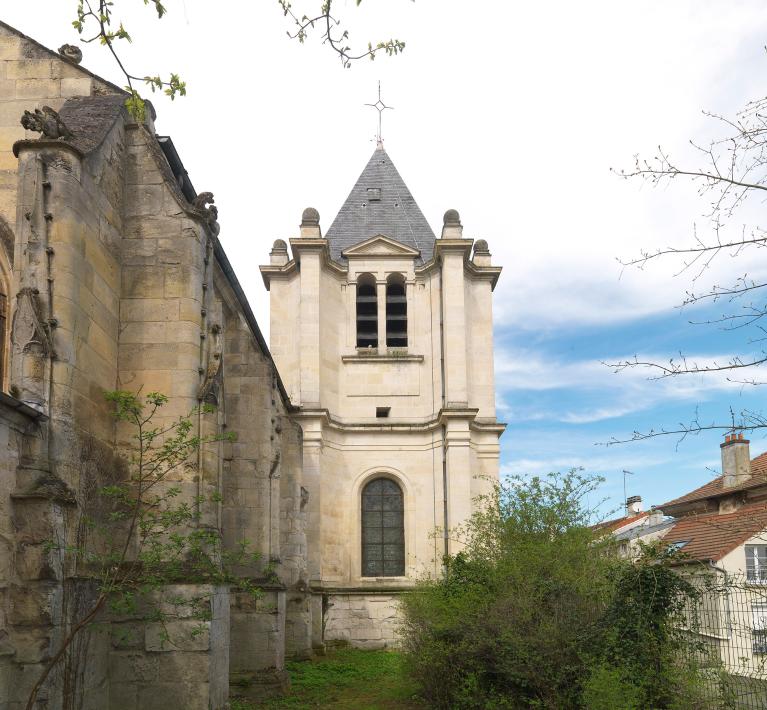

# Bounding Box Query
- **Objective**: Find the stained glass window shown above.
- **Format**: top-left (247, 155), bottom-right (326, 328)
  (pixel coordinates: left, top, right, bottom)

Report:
top-left (362, 478), bottom-right (404, 577)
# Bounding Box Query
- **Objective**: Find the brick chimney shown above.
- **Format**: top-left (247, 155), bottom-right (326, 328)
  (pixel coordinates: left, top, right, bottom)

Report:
top-left (721, 433), bottom-right (751, 488)
top-left (626, 495), bottom-right (642, 515)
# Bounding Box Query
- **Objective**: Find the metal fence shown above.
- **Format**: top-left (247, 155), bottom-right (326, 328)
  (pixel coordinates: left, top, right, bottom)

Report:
top-left (679, 572), bottom-right (767, 709)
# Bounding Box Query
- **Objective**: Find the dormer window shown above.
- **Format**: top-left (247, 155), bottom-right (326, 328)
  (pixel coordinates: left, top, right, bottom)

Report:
top-left (356, 273), bottom-right (378, 348)
top-left (386, 274), bottom-right (407, 348)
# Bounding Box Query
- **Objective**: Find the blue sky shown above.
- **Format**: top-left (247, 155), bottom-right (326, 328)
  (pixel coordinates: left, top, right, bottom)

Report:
top-left (8, 1), bottom-right (767, 517)
top-left (497, 304), bottom-right (767, 517)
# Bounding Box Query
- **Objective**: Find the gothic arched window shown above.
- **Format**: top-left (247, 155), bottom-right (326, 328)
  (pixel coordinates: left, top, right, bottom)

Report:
top-left (386, 274), bottom-right (407, 348)
top-left (356, 273), bottom-right (378, 348)
top-left (362, 478), bottom-right (405, 577)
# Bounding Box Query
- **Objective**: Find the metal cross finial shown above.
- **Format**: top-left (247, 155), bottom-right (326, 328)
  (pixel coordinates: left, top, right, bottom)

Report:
top-left (365, 81), bottom-right (393, 145)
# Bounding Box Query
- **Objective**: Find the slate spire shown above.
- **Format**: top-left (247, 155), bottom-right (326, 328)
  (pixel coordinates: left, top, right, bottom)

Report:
top-left (325, 145), bottom-right (436, 263)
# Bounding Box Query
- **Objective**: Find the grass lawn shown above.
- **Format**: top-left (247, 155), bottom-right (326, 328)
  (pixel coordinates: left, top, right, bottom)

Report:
top-left (230, 648), bottom-right (427, 710)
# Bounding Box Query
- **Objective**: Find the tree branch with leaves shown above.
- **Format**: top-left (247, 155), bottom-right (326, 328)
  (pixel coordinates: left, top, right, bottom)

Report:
top-left (68, 0), bottom-right (408, 120)
top-left (278, 0), bottom-right (406, 68)
top-left (26, 391), bottom-right (256, 710)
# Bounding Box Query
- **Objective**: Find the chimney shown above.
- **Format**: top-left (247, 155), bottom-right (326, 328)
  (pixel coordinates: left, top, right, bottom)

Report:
top-left (647, 506), bottom-right (664, 526)
top-left (721, 433), bottom-right (751, 488)
top-left (625, 495), bottom-right (643, 516)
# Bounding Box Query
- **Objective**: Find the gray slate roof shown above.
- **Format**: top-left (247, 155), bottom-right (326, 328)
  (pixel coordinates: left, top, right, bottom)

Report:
top-left (325, 144), bottom-right (435, 264)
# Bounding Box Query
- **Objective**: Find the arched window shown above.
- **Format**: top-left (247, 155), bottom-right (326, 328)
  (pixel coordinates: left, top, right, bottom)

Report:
top-left (362, 478), bottom-right (405, 577)
top-left (356, 274), bottom-right (378, 348)
top-left (386, 274), bottom-right (407, 348)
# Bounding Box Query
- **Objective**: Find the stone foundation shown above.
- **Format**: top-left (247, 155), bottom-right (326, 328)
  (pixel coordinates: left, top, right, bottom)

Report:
top-left (323, 593), bottom-right (402, 649)
top-left (107, 584), bottom-right (230, 710)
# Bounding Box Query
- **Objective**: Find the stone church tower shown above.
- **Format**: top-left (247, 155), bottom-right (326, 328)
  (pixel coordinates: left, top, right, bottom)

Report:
top-left (261, 144), bottom-right (505, 648)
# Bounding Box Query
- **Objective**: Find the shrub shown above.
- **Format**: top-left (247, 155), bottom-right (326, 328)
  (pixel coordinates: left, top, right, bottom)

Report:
top-left (400, 471), bottom-right (707, 709)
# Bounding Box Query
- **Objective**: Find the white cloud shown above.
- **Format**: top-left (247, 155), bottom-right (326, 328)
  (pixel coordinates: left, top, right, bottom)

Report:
top-left (494, 345), bottom-right (756, 424)
top-left (560, 406), bottom-right (645, 425)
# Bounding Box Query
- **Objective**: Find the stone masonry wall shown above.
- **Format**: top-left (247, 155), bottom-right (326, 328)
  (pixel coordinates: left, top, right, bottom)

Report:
top-left (1, 21), bottom-right (314, 707)
top-left (0, 396), bottom-right (45, 710)
top-left (0, 21), bottom-right (118, 253)
top-left (108, 585), bottom-right (229, 710)
top-left (324, 593), bottom-right (401, 650)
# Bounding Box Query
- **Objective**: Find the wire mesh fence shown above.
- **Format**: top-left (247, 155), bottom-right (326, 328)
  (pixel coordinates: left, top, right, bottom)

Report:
top-left (678, 571), bottom-right (767, 708)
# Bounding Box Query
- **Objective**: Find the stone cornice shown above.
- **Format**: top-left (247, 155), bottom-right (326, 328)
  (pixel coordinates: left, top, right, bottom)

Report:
top-left (433, 238), bottom-right (473, 259)
top-left (465, 262), bottom-right (503, 290)
top-left (341, 353), bottom-right (424, 363)
top-left (259, 260), bottom-right (298, 290)
top-left (13, 138), bottom-right (83, 160)
top-left (293, 406), bottom-right (505, 435)
top-left (0, 391), bottom-right (48, 424)
top-left (414, 244), bottom-right (502, 289)
top-left (312, 583), bottom-right (415, 594)
top-left (289, 237), bottom-right (329, 253)
top-left (261, 240), bottom-right (348, 289)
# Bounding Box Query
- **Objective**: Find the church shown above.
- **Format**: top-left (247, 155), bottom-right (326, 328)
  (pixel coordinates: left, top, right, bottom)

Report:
top-left (0, 19), bottom-right (503, 709)
top-left (261, 146), bottom-right (504, 646)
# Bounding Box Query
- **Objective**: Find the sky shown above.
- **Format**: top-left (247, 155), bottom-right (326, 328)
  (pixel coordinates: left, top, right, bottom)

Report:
top-left (6, 0), bottom-right (767, 517)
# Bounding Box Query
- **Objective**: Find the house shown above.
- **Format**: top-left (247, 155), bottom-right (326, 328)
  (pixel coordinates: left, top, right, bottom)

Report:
top-left (593, 495), bottom-right (673, 557)
top-left (655, 435), bottom-right (767, 683)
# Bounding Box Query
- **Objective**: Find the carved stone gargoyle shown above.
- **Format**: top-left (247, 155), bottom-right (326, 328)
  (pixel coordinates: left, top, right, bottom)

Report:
top-left (192, 192), bottom-right (220, 236)
top-left (58, 44), bottom-right (83, 64)
top-left (20, 107), bottom-right (74, 140)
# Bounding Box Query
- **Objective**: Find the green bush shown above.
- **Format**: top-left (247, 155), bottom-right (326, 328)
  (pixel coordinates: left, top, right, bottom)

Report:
top-left (400, 471), bottom-right (707, 709)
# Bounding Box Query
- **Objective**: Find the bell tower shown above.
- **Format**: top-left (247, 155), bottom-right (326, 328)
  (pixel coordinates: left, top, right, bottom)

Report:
top-left (260, 144), bottom-right (504, 649)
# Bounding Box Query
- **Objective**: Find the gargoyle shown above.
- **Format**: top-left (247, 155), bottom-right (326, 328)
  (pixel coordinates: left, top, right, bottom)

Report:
top-left (193, 192), bottom-right (215, 211)
top-left (58, 44), bottom-right (83, 64)
top-left (20, 107), bottom-right (74, 140)
top-left (193, 192), bottom-right (220, 235)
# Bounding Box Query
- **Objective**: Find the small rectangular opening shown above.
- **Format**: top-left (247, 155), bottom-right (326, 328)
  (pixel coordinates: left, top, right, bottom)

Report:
top-left (376, 407), bottom-right (391, 418)
top-left (367, 187), bottom-right (382, 201)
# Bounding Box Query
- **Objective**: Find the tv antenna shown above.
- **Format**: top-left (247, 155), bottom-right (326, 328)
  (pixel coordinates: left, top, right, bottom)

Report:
top-left (622, 469), bottom-right (634, 512)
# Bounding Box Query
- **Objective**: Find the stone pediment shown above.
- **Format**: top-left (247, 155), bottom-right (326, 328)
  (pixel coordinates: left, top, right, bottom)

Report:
top-left (341, 235), bottom-right (421, 259)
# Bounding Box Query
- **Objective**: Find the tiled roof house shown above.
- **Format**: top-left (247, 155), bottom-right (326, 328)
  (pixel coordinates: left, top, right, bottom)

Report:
top-left (658, 436), bottom-right (767, 572)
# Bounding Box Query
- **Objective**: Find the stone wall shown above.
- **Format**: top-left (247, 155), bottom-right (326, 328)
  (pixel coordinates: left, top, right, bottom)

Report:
top-left (324, 593), bottom-right (401, 649)
top-left (0, 20), bottom-right (313, 708)
top-left (0, 21), bottom-right (119, 256)
top-left (108, 585), bottom-right (229, 710)
top-left (0, 394), bottom-right (48, 709)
